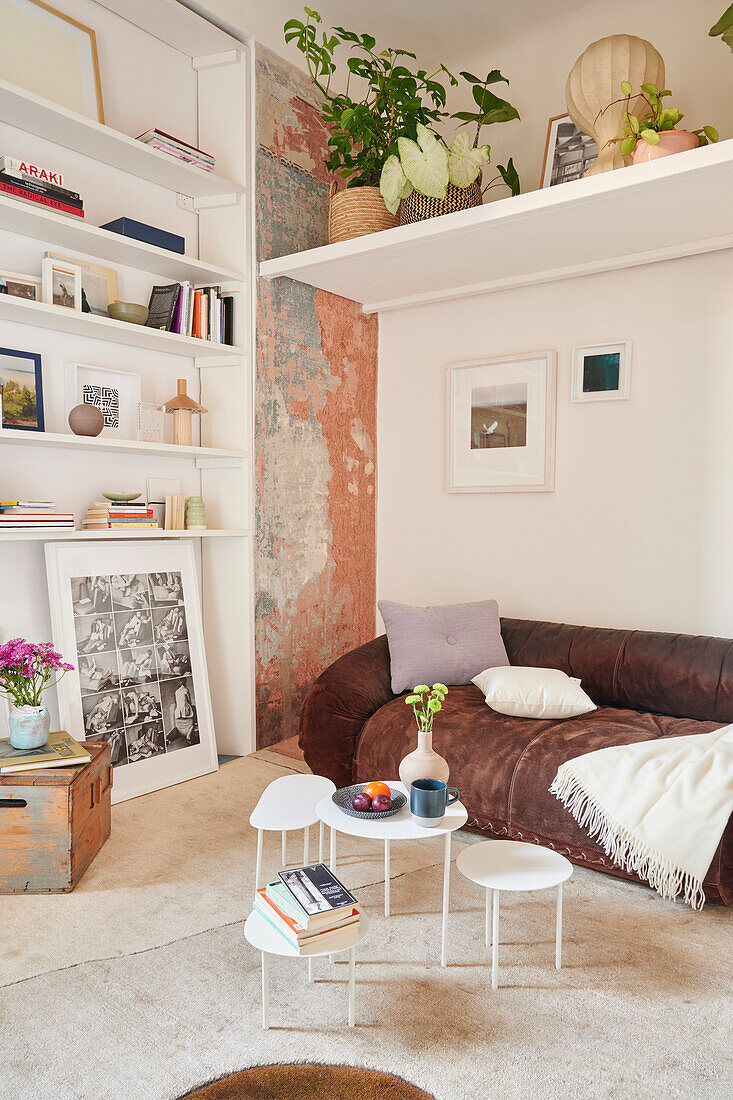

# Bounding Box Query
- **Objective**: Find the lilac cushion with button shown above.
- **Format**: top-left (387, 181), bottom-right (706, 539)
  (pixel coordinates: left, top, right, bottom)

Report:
top-left (378, 598), bottom-right (509, 694)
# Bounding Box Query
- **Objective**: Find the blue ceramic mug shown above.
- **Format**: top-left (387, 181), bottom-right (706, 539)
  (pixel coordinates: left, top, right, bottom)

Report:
top-left (410, 778), bottom-right (460, 828)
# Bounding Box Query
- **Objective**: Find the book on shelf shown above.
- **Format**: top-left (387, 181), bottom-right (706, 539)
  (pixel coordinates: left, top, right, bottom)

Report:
top-left (146, 282), bottom-right (232, 345)
top-left (146, 283), bottom-right (180, 331)
top-left (0, 730), bottom-right (90, 774)
top-left (164, 495), bottom-right (186, 531)
top-left (0, 501), bottom-right (57, 511)
top-left (0, 171), bottom-right (82, 208)
top-left (0, 177), bottom-right (84, 218)
top-left (136, 128), bottom-right (215, 171)
top-left (0, 502), bottom-right (73, 529)
top-left (0, 157), bottom-right (67, 189)
top-left (85, 502), bottom-right (158, 530)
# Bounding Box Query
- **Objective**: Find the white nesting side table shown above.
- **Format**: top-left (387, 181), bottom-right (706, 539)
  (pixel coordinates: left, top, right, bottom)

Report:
top-left (316, 781), bottom-right (468, 967)
top-left (244, 910), bottom-right (370, 1028)
top-left (250, 774), bottom-right (336, 890)
top-left (456, 839), bottom-right (573, 989)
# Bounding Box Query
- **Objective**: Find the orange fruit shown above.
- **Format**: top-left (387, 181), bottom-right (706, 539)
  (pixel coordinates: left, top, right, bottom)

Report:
top-left (363, 781), bottom-right (391, 800)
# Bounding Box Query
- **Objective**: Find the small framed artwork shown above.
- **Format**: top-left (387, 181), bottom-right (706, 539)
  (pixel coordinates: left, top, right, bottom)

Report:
top-left (45, 540), bottom-right (217, 804)
top-left (0, 0), bottom-right (104, 121)
top-left (571, 342), bottom-right (631, 402)
top-left (446, 351), bottom-right (557, 493)
top-left (0, 346), bottom-right (44, 431)
top-left (137, 402), bottom-right (167, 444)
top-left (65, 363), bottom-right (141, 439)
top-left (42, 257), bottom-right (82, 311)
top-left (46, 253), bottom-right (118, 316)
top-left (0, 271), bottom-right (41, 301)
top-left (541, 113), bottom-right (598, 187)
top-left (147, 477), bottom-right (182, 505)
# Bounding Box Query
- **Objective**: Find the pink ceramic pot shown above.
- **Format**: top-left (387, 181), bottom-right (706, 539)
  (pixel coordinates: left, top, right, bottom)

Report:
top-left (632, 130), bottom-right (699, 164)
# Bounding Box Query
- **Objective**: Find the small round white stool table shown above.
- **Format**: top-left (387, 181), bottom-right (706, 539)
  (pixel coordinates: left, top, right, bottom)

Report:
top-left (244, 910), bottom-right (370, 1028)
top-left (456, 840), bottom-right (572, 989)
top-left (316, 781), bottom-right (468, 967)
top-left (249, 774), bottom-right (336, 890)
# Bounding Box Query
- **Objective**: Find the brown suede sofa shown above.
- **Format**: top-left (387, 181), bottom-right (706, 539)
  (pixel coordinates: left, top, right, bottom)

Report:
top-left (300, 618), bottom-right (733, 904)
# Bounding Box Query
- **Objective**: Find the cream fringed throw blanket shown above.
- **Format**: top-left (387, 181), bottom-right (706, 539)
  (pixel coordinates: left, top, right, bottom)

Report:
top-left (550, 725), bottom-right (733, 909)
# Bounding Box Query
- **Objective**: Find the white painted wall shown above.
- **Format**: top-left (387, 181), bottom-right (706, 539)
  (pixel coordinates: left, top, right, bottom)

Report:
top-left (376, 249), bottom-right (733, 637)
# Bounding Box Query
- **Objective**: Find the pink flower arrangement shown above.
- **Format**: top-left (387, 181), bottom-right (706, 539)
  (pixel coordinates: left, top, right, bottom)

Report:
top-left (0, 638), bottom-right (74, 708)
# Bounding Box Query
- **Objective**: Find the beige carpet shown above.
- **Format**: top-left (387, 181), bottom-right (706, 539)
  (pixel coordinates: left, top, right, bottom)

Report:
top-left (1, 753), bottom-right (731, 1100)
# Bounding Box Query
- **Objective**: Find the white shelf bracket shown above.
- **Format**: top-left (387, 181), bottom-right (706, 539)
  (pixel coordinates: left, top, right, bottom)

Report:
top-left (195, 354), bottom-right (245, 369)
top-left (196, 456), bottom-right (244, 470)
top-left (192, 51), bottom-right (241, 71)
top-left (194, 192), bottom-right (241, 211)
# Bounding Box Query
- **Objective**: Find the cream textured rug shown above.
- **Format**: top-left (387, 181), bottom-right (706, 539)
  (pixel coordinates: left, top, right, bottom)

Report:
top-left (1, 753), bottom-right (731, 1100)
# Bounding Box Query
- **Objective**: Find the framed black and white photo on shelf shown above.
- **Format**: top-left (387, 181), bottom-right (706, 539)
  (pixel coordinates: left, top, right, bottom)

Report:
top-left (41, 256), bottom-right (82, 311)
top-left (0, 345), bottom-right (44, 431)
top-left (0, 270), bottom-right (42, 301)
top-left (64, 362), bottom-right (141, 438)
top-left (446, 350), bottom-right (556, 493)
top-left (46, 540), bottom-right (217, 803)
top-left (541, 113), bottom-right (597, 187)
top-left (46, 253), bottom-right (118, 317)
top-left (571, 341), bottom-right (631, 402)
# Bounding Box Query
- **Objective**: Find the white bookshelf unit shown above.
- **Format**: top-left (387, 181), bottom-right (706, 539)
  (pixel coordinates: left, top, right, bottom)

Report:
top-left (0, 0), bottom-right (255, 755)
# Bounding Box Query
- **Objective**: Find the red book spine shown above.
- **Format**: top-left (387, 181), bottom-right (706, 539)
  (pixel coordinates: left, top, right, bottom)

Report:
top-left (0, 179), bottom-right (84, 217)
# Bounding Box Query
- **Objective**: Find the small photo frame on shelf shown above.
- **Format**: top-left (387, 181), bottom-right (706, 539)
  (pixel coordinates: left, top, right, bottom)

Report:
top-left (137, 402), bottom-right (167, 444)
top-left (541, 113), bottom-right (598, 188)
top-left (42, 257), bottom-right (82, 311)
top-left (46, 253), bottom-right (118, 317)
top-left (146, 477), bottom-right (182, 505)
top-left (446, 350), bottom-right (556, 493)
top-left (65, 362), bottom-right (141, 439)
top-left (571, 341), bottom-right (632, 402)
top-left (0, 346), bottom-right (44, 431)
top-left (0, 271), bottom-right (41, 301)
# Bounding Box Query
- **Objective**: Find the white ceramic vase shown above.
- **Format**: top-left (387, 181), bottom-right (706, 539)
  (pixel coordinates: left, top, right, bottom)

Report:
top-left (398, 729), bottom-right (449, 791)
top-left (565, 34), bottom-right (665, 176)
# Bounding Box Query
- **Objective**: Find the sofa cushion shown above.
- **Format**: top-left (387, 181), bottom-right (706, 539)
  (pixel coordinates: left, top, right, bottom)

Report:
top-left (378, 598), bottom-right (508, 694)
top-left (472, 665), bottom-right (596, 719)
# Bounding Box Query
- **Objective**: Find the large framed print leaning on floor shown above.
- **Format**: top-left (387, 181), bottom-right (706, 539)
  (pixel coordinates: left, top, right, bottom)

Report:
top-left (45, 539), bottom-right (217, 803)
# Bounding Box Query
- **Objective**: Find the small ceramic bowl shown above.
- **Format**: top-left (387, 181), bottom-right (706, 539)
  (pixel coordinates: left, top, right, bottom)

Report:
top-left (102, 492), bottom-right (141, 503)
top-left (108, 302), bottom-right (149, 325)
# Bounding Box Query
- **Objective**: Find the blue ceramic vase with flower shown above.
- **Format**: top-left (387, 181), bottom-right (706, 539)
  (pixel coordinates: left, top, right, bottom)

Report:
top-left (0, 639), bottom-right (74, 750)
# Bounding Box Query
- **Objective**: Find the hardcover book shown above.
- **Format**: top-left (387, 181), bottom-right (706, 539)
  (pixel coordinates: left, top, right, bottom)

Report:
top-left (278, 864), bottom-right (358, 917)
top-left (0, 731), bottom-right (90, 774)
top-left (146, 283), bottom-right (181, 330)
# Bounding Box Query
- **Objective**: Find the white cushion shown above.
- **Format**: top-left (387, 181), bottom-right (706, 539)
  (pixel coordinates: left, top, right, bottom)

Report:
top-left (471, 665), bottom-right (596, 720)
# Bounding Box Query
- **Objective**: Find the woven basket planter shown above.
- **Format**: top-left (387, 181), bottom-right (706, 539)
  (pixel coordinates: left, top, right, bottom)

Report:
top-left (328, 183), bottom-right (398, 244)
top-left (399, 177), bottom-right (483, 225)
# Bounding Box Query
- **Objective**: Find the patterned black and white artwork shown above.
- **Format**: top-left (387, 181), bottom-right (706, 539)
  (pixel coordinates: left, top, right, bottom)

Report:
top-left (83, 383), bottom-right (120, 428)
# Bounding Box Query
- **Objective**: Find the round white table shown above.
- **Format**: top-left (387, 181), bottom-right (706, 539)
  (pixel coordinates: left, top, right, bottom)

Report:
top-left (456, 840), bottom-right (573, 989)
top-left (249, 774), bottom-right (336, 890)
top-left (316, 781), bottom-right (468, 967)
top-left (244, 909), bottom-right (370, 1028)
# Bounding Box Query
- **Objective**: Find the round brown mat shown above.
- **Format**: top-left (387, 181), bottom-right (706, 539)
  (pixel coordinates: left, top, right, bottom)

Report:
top-left (177, 1063), bottom-right (435, 1100)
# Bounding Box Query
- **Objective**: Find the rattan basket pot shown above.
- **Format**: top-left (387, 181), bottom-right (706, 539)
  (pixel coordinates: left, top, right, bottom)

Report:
top-left (399, 176), bottom-right (482, 225)
top-left (328, 182), bottom-right (398, 244)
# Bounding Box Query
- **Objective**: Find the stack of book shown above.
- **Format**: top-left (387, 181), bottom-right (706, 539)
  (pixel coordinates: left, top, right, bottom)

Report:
top-left (0, 155), bottom-right (84, 218)
top-left (254, 864), bottom-right (361, 954)
top-left (0, 731), bottom-right (90, 774)
top-left (136, 129), bottom-right (215, 172)
top-left (84, 501), bottom-right (158, 530)
top-left (0, 501), bottom-right (74, 532)
top-left (147, 282), bottom-right (233, 344)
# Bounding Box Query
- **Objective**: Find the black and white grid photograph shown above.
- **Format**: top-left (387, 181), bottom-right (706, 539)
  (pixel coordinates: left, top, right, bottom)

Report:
top-left (541, 113), bottom-right (597, 187)
top-left (69, 570), bottom-right (202, 770)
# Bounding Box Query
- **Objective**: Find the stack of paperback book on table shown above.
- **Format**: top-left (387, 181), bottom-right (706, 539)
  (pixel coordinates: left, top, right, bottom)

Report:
top-left (84, 501), bottom-right (158, 530)
top-left (254, 863), bottom-right (361, 954)
top-left (147, 282), bottom-right (233, 344)
top-left (0, 501), bottom-right (74, 531)
top-left (0, 156), bottom-right (83, 218)
top-left (136, 129), bottom-right (215, 172)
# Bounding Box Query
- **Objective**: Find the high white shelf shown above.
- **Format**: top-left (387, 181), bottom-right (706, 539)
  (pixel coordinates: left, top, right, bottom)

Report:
top-left (0, 529), bottom-right (250, 542)
top-left (259, 138), bottom-right (733, 314)
top-left (0, 78), bottom-right (244, 201)
top-left (0, 293), bottom-right (247, 360)
top-left (0, 429), bottom-right (245, 465)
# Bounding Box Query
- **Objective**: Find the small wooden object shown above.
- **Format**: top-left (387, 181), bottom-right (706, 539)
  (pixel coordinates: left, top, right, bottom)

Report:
top-left (159, 378), bottom-right (207, 447)
top-left (0, 741), bottom-right (112, 893)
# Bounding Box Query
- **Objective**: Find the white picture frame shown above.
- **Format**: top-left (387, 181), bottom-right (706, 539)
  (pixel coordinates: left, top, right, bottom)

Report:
top-left (0, 270), bottom-right (41, 300)
top-left (41, 256), bottom-right (82, 311)
top-left (46, 252), bottom-right (118, 317)
top-left (571, 341), bottom-right (632, 402)
top-left (147, 477), bottom-right (182, 504)
top-left (137, 402), bottom-right (167, 444)
top-left (45, 540), bottom-right (218, 804)
top-left (446, 350), bottom-right (557, 493)
top-left (65, 362), bottom-right (141, 439)
top-left (540, 113), bottom-right (598, 187)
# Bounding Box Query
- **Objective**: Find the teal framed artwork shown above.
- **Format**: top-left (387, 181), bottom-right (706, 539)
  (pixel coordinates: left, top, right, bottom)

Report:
top-left (571, 341), bottom-right (631, 402)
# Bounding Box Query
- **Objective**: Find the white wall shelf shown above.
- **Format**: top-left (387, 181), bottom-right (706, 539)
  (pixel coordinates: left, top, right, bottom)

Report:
top-left (0, 529), bottom-right (251, 542)
top-left (0, 192), bottom-right (245, 283)
top-left (0, 293), bottom-right (247, 359)
top-left (0, 429), bottom-right (245, 464)
top-left (0, 78), bottom-right (244, 201)
top-left (259, 139), bottom-right (733, 313)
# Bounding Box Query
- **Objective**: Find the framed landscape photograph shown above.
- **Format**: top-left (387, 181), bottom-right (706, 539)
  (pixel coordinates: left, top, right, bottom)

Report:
top-left (65, 362), bottom-right (141, 439)
top-left (446, 351), bottom-right (556, 493)
top-left (541, 113), bottom-right (597, 187)
top-left (46, 540), bottom-right (218, 804)
top-left (0, 270), bottom-right (41, 300)
top-left (572, 341), bottom-right (632, 402)
top-left (0, 345), bottom-right (44, 431)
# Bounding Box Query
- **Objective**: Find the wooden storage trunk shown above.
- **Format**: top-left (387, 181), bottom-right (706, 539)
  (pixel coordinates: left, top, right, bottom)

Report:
top-left (0, 741), bottom-right (112, 893)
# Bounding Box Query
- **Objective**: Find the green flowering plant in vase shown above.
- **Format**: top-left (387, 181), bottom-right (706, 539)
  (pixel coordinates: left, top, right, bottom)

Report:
top-left (405, 683), bottom-right (448, 732)
top-left (602, 81), bottom-right (718, 157)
